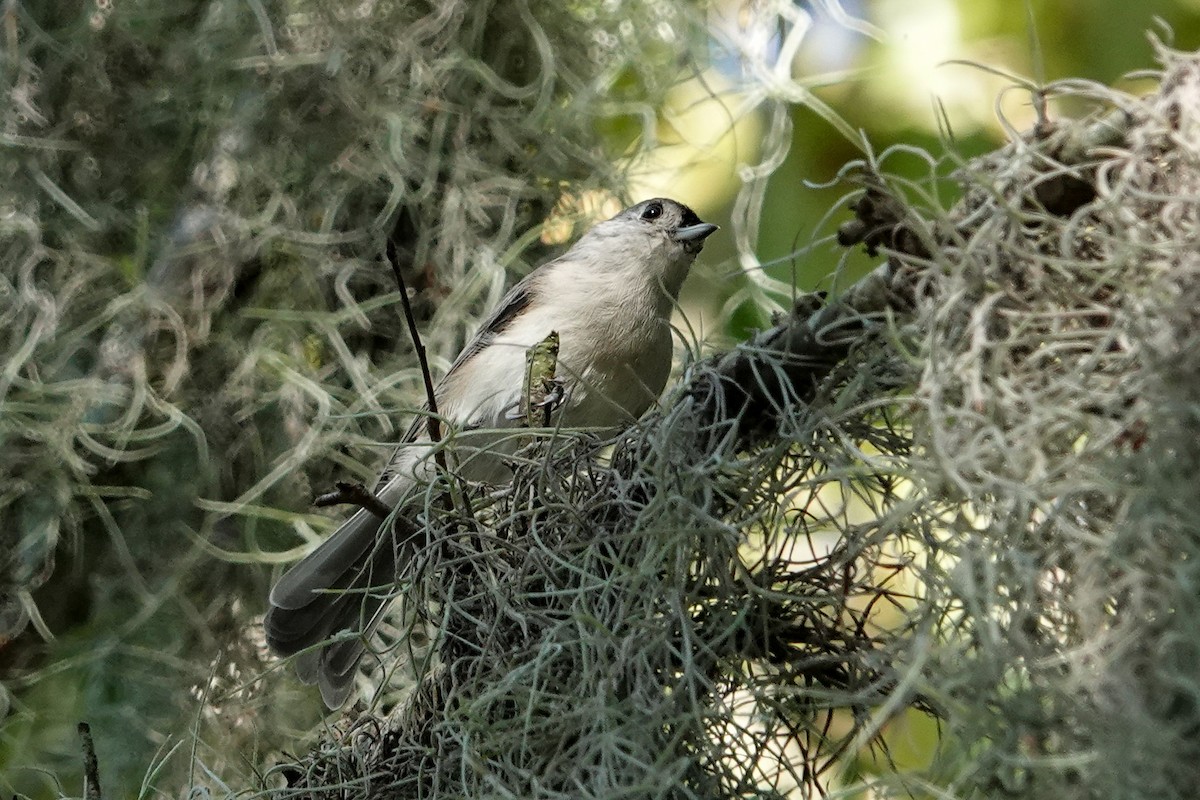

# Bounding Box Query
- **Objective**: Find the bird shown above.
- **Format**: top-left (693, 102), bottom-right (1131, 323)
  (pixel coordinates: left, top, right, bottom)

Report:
top-left (264, 198), bottom-right (718, 707)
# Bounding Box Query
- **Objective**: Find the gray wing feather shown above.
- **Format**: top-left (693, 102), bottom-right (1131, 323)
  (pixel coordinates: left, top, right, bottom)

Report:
top-left (387, 269), bottom-right (544, 458)
top-left (267, 508), bottom-right (379, 611)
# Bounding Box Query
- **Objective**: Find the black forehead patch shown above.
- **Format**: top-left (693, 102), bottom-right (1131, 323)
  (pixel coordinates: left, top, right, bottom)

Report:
top-left (677, 203), bottom-right (702, 228)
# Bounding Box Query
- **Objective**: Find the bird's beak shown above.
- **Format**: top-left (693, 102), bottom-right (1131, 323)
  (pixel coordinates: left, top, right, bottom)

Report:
top-left (673, 222), bottom-right (719, 243)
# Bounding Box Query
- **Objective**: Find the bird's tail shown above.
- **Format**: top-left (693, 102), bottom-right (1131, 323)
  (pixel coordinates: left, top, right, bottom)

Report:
top-left (264, 506), bottom-right (409, 707)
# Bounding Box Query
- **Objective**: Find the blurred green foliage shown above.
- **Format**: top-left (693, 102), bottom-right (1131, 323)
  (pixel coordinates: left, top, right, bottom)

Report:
top-left (756, 0), bottom-right (1200, 291)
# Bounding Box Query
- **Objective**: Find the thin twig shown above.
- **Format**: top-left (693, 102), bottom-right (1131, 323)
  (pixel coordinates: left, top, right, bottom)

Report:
top-left (385, 236), bottom-right (448, 474)
top-left (314, 481), bottom-right (425, 545)
top-left (315, 481), bottom-right (394, 520)
top-left (79, 722), bottom-right (102, 800)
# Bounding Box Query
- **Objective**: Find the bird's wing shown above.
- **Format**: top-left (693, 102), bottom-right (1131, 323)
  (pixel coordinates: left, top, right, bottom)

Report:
top-left (374, 266), bottom-right (549, 491)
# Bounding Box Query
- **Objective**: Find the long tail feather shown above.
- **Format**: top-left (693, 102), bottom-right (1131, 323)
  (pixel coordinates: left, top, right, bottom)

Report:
top-left (265, 499), bottom-right (416, 706)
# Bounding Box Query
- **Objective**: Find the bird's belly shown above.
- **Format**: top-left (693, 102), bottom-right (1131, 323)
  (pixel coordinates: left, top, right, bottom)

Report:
top-left (444, 314), bottom-right (671, 435)
top-left (556, 326), bottom-right (671, 428)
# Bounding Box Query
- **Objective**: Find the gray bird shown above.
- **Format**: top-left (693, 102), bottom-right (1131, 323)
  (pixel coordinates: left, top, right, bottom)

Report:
top-left (265, 198), bottom-right (718, 707)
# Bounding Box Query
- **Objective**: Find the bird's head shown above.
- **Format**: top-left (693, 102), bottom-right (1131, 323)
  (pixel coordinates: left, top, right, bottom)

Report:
top-left (576, 198), bottom-right (718, 298)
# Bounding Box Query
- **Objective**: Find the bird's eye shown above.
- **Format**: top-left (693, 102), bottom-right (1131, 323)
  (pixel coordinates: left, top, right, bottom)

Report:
top-left (641, 202), bottom-right (663, 221)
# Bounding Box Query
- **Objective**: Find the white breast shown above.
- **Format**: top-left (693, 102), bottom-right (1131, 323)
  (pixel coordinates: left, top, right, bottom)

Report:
top-left (438, 261), bottom-right (674, 433)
